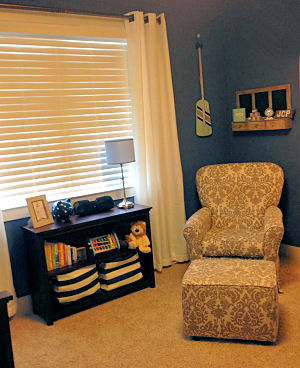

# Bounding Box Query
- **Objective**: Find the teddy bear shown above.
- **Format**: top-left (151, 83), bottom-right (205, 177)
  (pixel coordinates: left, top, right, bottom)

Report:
top-left (126, 221), bottom-right (151, 253)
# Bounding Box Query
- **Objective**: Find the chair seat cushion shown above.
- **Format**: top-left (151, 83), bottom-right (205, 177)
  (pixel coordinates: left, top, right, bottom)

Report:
top-left (202, 227), bottom-right (264, 258)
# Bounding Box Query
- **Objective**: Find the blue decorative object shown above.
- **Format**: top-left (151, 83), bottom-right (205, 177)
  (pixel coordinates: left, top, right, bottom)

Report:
top-left (51, 199), bottom-right (73, 223)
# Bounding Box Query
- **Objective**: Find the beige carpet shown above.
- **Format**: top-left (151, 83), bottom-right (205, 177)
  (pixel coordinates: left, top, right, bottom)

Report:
top-left (10, 247), bottom-right (300, 368)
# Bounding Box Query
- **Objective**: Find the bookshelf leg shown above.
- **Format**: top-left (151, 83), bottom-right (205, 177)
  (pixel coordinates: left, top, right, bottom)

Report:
top-left (46, 320), bottom-right (54, 326)
top-left (150, 278), bottom-right (155, 288)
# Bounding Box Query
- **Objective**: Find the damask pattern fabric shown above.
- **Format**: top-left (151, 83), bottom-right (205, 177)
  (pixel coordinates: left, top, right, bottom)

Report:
top-left (182, 259), bottom-right (278, 342)
top-left (196, 162), bottom-right (283, 230)
top-left (264, 206), bottom-right (284, 263)
top-left (183, 207), bottom-right (211, 259)
top-left (183, 163), bottom-right (284, 273)
top-left (201, 227), bottom-right (264, 257)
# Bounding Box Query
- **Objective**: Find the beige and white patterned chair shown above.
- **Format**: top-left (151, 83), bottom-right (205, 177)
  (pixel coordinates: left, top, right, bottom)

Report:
top-left (183, 162), bottom-right (284, 279)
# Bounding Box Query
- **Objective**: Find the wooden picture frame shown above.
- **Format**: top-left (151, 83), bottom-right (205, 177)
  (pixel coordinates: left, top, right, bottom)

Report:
top-left (26, 195), bottom-right (54, 229)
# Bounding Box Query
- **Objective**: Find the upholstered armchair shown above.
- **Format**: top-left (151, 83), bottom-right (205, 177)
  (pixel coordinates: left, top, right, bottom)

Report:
top-left (183, 162), bottom-right (284, 277)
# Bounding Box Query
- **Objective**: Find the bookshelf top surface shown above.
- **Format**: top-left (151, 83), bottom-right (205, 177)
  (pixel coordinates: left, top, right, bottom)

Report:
top-left (22, 204), bottom-right (152, 236)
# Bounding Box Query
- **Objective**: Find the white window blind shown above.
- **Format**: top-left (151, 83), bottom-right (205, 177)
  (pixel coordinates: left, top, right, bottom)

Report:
top-left (0, 9), bottom-right (134, 210)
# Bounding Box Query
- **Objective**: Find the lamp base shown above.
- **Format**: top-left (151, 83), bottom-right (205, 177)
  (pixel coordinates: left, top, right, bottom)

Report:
top-left (117, 199), bottom-right (134, 209)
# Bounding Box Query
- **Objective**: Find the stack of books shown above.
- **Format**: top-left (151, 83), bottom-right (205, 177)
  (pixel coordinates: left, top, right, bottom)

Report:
top-left (44, 242), bottom-right (82, 271)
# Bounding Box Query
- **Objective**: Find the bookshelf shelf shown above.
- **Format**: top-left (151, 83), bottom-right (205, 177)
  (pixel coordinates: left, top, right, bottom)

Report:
top-left (47, 260), bottom-right (94, 277)
top-left (22, 205), bottom-right (155, 325)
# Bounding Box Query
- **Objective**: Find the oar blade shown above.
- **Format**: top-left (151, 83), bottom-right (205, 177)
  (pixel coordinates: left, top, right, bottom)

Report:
top-left (196, 99), bottom-right (212, 136)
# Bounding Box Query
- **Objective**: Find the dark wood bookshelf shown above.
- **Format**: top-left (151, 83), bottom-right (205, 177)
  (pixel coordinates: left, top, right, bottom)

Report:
top-left (22, 205), bottom-right (155, 325)
top-left (0, 291), bottom-right (14, 368)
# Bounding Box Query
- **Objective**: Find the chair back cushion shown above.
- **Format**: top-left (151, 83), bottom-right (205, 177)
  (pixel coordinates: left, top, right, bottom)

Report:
top-left (196, 162), bottom-right (284, 229)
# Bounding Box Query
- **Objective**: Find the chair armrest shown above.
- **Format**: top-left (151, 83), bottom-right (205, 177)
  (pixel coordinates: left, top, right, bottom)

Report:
top-left (263, 206), bottom-right (284, 262)
top-left (183, 207), bottom-right (211, 260)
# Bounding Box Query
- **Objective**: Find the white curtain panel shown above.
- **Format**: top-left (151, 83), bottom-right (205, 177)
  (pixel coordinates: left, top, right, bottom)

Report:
top-left (125, 11), bottom-right (189, 271)
top-left (0, 209), bottom-right (17, 317)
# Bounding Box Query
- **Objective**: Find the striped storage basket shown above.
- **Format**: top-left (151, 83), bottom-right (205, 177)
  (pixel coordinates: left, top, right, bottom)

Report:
top-left (51, 264), bottom-right (100, 304)
top-left (98, 252), bottom-right (143, 291)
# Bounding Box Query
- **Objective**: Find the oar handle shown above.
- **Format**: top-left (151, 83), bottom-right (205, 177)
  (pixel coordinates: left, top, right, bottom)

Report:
top-left (196, 34), bottom-right (204, 100)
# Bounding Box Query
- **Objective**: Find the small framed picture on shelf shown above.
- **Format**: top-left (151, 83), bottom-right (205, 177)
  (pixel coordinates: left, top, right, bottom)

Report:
top-left (232, 108), bottom-right (246, 122)
top-left (26, 195), bottom-right (54, 229)
top-left (76, 247), bottom-right (87, 262)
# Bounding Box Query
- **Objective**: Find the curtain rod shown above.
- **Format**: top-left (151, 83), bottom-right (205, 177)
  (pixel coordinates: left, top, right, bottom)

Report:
top-left (0, 3), bottom-right (129, 19)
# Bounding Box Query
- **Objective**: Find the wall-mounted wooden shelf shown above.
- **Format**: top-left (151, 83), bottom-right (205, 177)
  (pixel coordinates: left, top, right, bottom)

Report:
top-left (232, 118), bottom-right (292, 131)
top-left (233, 84), bottom-right (294, 131)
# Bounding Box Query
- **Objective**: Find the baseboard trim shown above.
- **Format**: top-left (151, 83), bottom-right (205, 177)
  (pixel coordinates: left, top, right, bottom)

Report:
top-left (16, 295), bottom-right (32, 316)
top-left (280, 243), bottom-right (300, 261)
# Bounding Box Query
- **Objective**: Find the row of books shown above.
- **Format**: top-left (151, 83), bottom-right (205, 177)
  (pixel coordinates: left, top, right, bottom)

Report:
top-left (44, 242), bottom-right (82, 271)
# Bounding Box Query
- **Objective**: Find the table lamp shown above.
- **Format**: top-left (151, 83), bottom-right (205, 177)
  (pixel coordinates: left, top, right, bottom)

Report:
top-left (105, 138), bottom-right (135, 209)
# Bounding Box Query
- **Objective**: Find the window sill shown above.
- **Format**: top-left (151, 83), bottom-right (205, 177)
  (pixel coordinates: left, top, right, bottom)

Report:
top-left (3, 187), bottom-right (134, 222)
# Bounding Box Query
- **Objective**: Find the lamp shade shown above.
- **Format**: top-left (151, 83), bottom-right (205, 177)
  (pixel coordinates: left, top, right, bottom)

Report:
top-left (105, 138), bottom-right (135, 164)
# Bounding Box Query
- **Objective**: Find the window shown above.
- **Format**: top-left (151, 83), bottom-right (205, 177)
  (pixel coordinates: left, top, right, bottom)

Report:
top-left (0, 9), bottom-right (134, 210)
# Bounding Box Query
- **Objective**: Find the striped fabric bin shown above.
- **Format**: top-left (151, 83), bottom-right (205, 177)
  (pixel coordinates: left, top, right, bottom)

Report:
top-left (98, 252), bottom-right (143, 291)
top-left (51, 264), bottom-right (100, 304)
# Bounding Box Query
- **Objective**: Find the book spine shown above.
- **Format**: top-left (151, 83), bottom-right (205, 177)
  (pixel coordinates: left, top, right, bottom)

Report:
top-left (69, 245), bottom-right (72, 266)
top-left (70, 246), bottom-right (74, 264)
top-left (66, 245), bottom-right (71, 266)
top-left (55, 243), bottom-right (59, 269)
top-left (44, 243), bottom-right (51, 271)
top-left (49, 244), bottom-right (55, 271)
top-left (72, 247), bottom-right (78, 264)
top-left (57, 243), bottom-right (62, 268)
top-left (51, 243), bottom-right (55, 270)
top-left (59, 243), bottom-right (66, 268)
top-left (62, 243), bottom-right (66, 267)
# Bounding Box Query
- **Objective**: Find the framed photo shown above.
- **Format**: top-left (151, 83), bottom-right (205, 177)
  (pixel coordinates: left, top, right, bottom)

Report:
top-left (232, 108), bottom-right (246, 122)
top-left (26, 195), bottom-right (54, 229)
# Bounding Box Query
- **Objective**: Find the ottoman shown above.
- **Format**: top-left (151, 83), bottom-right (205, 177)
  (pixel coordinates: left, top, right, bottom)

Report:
top-left (182, 258), bottom-right (279, 342)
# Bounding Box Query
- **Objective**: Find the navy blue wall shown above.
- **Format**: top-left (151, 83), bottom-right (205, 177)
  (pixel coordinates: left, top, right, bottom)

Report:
top-left (5, 219), bottom-right (31, 297)
top-left (222, 1), bottom-right (300, 245)
top-left (3, 0), bottom-right (299, 297)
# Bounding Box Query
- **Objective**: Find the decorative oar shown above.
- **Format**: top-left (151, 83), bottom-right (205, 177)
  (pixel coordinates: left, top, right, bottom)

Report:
top-left (195, 34), bottom-right (212, 136)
